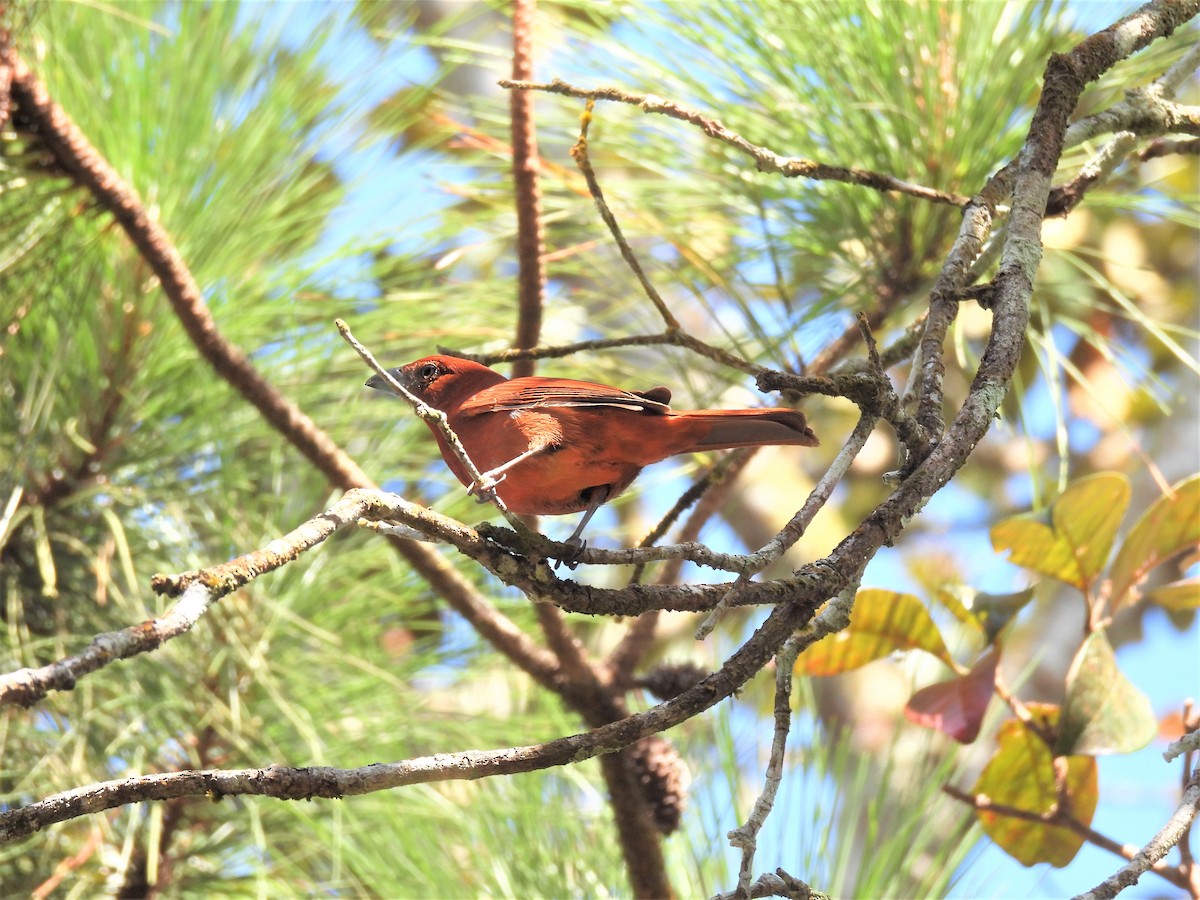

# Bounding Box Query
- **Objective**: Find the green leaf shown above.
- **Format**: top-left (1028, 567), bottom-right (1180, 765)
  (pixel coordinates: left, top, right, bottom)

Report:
top-left (991, 473), bottom-right (1130, 592)
top-left (796, 589), bottom-right (953, 676)
top-left (1057, 630), bottom-right (1157, 756)
top-left (904, 647), bottom-right (998, 744)
top-left (1108, 475), bottom-right (1200, 612)
top-left (972, 706), bottom-right (1098, 867)
top-left (965, 587), bottom-right (1037, 644)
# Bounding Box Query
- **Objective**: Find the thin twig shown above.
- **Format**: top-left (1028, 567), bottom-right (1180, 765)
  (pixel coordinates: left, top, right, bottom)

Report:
top-left (607, 450), bottom-right (754, 681)
top-left (1049, 43), bottom-right (1200, 216)
top-left (694, 412), bottom-right (877, 640)
top-left (570, 98), bottom-right (680, 331)
top-left (710, 868), bottom-right (827, 900)
top-left (1138, 136), bottom-right (1200, 160)
top-left (503, 78), bottom-right (971, 207)
top-left (463, 331), bottom-right (679, 365)
top-left (714, 590), bottom-right (859, 900)
top-left (1062, 40), bottom-right (1200, 150)
top-left (943, 784), bottom-right (1192, 893)
top-left (1047, 132), bottom-right (1138, 216)
top-left (1070, 763), bottom-right (1199, 899)
top-left (729, 635), bottom-right (804, 896)
top-left (0, 583), bottom-right (213, 708)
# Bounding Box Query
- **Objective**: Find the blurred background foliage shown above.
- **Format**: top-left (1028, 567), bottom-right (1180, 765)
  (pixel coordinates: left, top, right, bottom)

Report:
top-left (0, 0), bottom-right (1195, 896)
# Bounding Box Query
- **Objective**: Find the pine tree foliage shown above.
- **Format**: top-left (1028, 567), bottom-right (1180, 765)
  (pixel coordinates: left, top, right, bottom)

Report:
top-left (1, 1), bottom-right (1195, 896)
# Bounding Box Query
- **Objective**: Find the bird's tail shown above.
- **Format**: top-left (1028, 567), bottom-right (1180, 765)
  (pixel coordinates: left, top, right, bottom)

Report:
top-left (672, 408), bottom-right (818, 451)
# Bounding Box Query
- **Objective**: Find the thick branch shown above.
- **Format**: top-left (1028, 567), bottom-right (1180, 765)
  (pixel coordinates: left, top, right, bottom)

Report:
top-left (509, 0), bottom-right (545, 380)
top-left (910, 0), bottom-right (1198, 444)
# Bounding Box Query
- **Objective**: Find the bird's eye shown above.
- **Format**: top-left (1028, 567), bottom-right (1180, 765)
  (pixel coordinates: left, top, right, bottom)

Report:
top-left (419, 363), bottom-right (440, 381)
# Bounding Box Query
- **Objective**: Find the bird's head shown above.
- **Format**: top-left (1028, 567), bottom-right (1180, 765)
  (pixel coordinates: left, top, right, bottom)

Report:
top-left (365, 355), bottom-right (506, 411)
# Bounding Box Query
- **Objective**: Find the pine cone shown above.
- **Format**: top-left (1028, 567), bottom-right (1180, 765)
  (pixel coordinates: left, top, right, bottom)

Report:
top-left (636, 662), bottom-right (709, 701)
top-left (629, 735), bottom-right (687, 835)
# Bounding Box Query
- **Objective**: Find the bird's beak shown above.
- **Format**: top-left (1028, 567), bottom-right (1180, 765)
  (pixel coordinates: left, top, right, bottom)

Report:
top-left (365, 368), bottom-right (407, 394)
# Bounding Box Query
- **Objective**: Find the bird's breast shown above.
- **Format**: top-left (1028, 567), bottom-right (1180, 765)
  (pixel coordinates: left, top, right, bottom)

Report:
top-left (436, 407), bottom-right (654, 515)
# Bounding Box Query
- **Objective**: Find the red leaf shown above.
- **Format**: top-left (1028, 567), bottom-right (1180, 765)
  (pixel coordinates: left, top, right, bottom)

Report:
top-left (904, 648), bottom-right (999, 743)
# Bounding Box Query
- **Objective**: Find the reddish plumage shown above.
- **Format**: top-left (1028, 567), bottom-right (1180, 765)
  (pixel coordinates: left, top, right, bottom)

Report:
top-left (367, 355), bottom-right (818, 537)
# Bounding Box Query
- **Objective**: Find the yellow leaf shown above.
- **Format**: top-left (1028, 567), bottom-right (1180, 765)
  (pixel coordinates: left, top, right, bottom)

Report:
top-left (991, 515), bottom-right (1080, 586)
top-left (1146, 578), bottom-right (1200, 611)
top-left (796, 589), bottom-right (952, 676)
top-left (972, 707), bottom-right (1099, 867)
top-left (991, 473), bottom-right (1129, 592)
top-left (1108, 475), bottom-right (1200, 612)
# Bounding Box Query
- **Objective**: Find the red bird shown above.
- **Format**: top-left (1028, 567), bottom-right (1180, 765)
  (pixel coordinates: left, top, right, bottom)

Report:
top-left (367, 355), bottom-right (818, 543)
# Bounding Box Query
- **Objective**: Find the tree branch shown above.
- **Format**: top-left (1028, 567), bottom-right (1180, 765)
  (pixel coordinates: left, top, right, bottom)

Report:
top-left (509, 0), bottom-right (545, 381)
top-left (0, 584), bottom-right (819, 844)
top-left (728, 635), bottom-right (805, 897)
top-left (943, 784), bottom-right (1191, 892)
top-left (502, 78), bottom-right (971, 207)
top-left (1071, 764), bottom-right (1200, 900)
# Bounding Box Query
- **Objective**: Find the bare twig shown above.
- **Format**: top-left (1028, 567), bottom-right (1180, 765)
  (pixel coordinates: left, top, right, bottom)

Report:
top-left (1165, 727), bottom-right (1200, 763)
top-left (1138, 136), bottom-right (1200, 159)
top-left (335, 318), bottom-right (528, 531)
top-left (1047, 132), bottom-right (1139, 216)
top-left (570, 98), bottom-right (680, 331)
top-left (1049, 42), bottom-right (1200, 216)
top-left (1071, 764), bottom-right (1200, 900)
top-left (1062, 39), bottom-right (1200, 150)
top-left (607, 450), bottom-right (754, 681)
top-left (719, 586), bottom-right (858, 898)
top-left (503, 78), bottom-right (971, 208)
top-left (694, 412), bottom-right (876, 639)
top-left (568, 98), bottom-right (808, 377)
top-left (729, 635), bottom-right (804, 896)
top-left (0, 583), bottom-right (214, 708)
top-left (463, 331), bottom-right (680, 364)
top-left (710, 868), bottom-right (827, 900)
top-left (943, 784), bottom-right (1192, 892)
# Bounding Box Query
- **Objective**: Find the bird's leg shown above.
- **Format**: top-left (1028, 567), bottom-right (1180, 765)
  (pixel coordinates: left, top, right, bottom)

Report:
top-left (562, 485), bottom-right (612, 552)
top-left (469, 444), bottom-right (554, 504)
top-left (552, 488), bottom-right (609, 570)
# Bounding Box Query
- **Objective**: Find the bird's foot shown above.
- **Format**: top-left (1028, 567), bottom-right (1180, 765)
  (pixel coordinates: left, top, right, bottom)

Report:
top-left (552, 535), bottom-right (587, 570)
top-left (467, 472), bottom-right (507, 505)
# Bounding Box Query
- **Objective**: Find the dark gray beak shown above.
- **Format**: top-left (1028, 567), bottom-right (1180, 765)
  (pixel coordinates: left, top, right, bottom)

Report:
top-left (365, 368), bottom-right (406, 394)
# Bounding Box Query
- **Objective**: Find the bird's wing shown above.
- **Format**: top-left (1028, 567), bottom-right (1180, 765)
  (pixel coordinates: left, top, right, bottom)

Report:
top-left (460, 377), bottom-right (672, 416)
